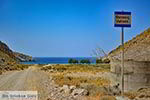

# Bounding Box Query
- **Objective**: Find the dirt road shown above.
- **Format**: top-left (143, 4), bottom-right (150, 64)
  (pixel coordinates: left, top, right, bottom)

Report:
top-left (0, 66), bottom-right (51, 100)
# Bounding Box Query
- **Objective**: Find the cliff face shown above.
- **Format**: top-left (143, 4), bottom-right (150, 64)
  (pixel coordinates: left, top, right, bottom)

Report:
top-left (13, 52), bottom-right (32, 62)
top-left (109, 28), bottom-right (150, 61)
top-left (0, 41), bottom-right (32, 64)
top-left (0, 41), bottom-right (17, 62)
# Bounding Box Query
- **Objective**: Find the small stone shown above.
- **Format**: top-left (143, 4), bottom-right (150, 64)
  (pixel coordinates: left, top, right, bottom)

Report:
top-left (70, 86), bottom-right (76, 90)
top-left (60, 85), bottom-right (71, 94)
top-left (71, 89), bottom-right (89, 96)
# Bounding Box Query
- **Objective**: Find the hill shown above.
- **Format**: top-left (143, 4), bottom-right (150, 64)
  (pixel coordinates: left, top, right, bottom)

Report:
top-left (0, 41), bottom-right (32, 64)
top-left (109, 28), bottom-right (150, 61)
top-left (13, 52), bottom-right (32, 62)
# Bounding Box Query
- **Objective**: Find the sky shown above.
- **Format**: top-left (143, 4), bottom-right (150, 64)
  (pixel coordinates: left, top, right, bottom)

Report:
top-left (0, 0), bottom-right (150, 57)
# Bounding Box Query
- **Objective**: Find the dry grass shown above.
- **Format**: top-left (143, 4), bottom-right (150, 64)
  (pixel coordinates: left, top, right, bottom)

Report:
top-left (124, 92), bottom-right (137, 99)
top-left (41, 64), bottom-right (110, 74)
top-left (52, 74), bottom-right (110, 87)
top-left (42, 64), bottom-right (111, 97)
top-left (13, 64), bottom-right (29, 70)
top-left (85, 95), bottom-right (116, 100)
top-left (0, 64), bottom-right (29, 74)
top-left (109, 28), bottom-right (150, 57)
top-left (42, 64), bottom-right (110, 87)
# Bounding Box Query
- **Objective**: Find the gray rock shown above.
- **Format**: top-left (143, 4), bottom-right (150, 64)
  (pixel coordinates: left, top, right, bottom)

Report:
top-left (71, 88), bottom-right (89, 97)
top-left (60, 85), bottom-right (71, 94)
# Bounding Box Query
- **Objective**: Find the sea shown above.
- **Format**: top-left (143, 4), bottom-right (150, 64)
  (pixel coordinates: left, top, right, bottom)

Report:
top-left (22, 57), bottom-right (96, 64)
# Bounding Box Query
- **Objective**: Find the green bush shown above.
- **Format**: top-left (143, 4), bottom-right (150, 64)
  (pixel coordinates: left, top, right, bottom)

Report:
top-left (96, 59), bottom-right (103, 64)
top-left (80, 59), bottom-right (91, 64)
top-left (68, 59), bottom-right (79, 64)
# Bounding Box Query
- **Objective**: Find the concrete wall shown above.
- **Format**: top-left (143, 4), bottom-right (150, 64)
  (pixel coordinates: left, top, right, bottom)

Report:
top-left (110, 60), bottom-right (150, 91)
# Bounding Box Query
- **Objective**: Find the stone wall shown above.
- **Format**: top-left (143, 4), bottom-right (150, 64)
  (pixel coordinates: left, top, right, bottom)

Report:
top-left (110, 60), bottom-right (150, 91)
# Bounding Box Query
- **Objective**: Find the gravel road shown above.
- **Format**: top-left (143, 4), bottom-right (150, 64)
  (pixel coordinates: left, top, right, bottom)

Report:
top-left (0, 66), bottom-right (51, 100)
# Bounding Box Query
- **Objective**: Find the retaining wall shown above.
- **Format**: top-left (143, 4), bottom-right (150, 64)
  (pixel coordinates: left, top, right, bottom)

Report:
top-left (110, 60), bottom-right (150, 91)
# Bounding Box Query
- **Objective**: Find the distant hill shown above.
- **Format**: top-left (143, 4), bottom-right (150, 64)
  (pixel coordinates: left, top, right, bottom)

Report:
top-left (0, 41), bottom-right (32, 64)
top-left (109, 28), bottom-right (150, 61)
top-left (13, 52), bottom-right (32, 62)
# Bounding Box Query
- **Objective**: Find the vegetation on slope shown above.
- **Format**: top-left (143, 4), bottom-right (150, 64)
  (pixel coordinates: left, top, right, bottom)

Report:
top-left (109, 28), bottom-right (150, 61)
top-left (0, 41), bottom-right (31, 74)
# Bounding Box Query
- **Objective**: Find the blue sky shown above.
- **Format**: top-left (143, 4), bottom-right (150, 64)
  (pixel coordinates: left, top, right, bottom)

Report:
top-left (0, 0), bottom-right (150, 57)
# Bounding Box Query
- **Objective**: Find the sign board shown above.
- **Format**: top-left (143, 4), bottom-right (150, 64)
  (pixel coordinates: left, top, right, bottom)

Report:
top-left (114, 11), bottom-right (131, 27)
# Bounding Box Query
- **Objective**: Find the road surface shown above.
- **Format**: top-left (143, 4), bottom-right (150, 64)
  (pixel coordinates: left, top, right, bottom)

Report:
top-left (0, 66), bottom-right (51, 100)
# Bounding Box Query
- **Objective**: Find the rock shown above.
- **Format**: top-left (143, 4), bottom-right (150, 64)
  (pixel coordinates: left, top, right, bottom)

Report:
top-left (80, 83), bottom-right (108, 96)
top-left (0, 58), bottom-right (5, 63)
top-left (71, 88), bottom-right (89, 97)
top-left (104, 84), bottom-right (121, 96)
top-left (70, 85), bottom-right (76, 90)
top-left (60, 85), bottom-right (71, 94)
top-left (13, 52), bottom-right (33, 62)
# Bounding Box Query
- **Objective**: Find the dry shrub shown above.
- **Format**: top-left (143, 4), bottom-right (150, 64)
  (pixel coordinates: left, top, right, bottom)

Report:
top-left (52, 74), bottom-right (110, 87)
top-left (41, 64), bottom-right (110, 74)
top-left (124, 92), bottom-right (137, 99)
top-left (0, 70), bottom-right (2, 75)
top-left (85, 92), bottom-right (106, 100)
top-left (99, 96), bottom-right (116, 100)
top-left (85, 95), bottom-right (116, 100)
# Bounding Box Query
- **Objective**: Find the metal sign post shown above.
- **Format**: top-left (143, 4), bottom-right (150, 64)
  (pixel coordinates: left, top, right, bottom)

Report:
top-left (121, 27), bottom-right (124, 95)
top-left (114, 11), bottom-right (131, 95)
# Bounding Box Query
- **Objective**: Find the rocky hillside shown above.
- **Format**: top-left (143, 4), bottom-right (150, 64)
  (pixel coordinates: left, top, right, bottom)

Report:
top-left (0, 41), bottom-right (18, 62)
top-left (14, 52), bottom-right (32, 62)
top-left (0, 41), bottom-right (32, 64)
top-left (109, 28), bottom-right (150, 61)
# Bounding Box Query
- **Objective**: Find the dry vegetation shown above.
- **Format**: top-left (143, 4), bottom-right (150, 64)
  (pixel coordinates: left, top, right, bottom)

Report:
top-left (41, 64), bottom-right (110, 73)
top-left (0, 63), bottom-right (29, 75)
top-left (40, 64), bottom-right (150, 100)
top-left (124, 91), bottom-right (137, 99)
top-left (109, 28), bottom-right (150, 55)
top-left (41, 64), bottom-right (110, 87)
top-left (109, 28), bottom-right (150, 61)
top-left (52, 74), bottom-right (110, 87)
top-left (82, 94), bottom-right (116, 100)
top-left (41, 64), bottom-right (112, 98)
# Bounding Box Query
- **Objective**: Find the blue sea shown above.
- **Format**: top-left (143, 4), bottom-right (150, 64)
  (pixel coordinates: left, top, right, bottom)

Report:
top-left (22, 57), bottom-right (96, 64)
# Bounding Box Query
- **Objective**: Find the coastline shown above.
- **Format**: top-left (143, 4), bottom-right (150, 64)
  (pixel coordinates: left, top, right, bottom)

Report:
top-left (21, 57), bottom-right (97, 65)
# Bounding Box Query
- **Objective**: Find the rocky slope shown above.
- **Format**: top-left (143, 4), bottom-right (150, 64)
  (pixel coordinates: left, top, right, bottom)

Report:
top-left (13, 52), bottom-right (32, 62)
top-left (0, 41), bottom-right (32, 63)
top-left (109, 28), bottom-right (150, 61)
top-left (0, 41), bottom-right (17, 63)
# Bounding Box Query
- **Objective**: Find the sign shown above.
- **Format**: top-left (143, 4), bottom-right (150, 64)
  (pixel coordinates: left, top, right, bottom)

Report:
top-left (114, 11), bottom-right (131, 27)
top-left (113, 11), bottom-right (132, 95)
top-left (0, 91), bottom-right (38, 100)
